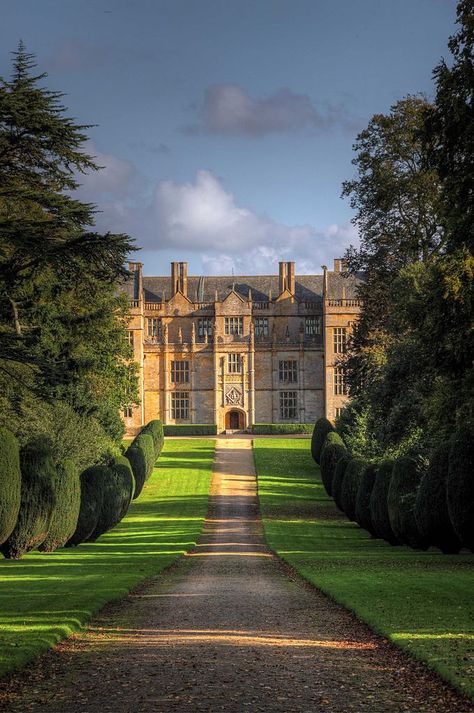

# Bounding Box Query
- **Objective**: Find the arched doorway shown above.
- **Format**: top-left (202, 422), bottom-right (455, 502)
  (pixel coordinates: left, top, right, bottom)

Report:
top-left (225, 409), bottom-right (245, 430)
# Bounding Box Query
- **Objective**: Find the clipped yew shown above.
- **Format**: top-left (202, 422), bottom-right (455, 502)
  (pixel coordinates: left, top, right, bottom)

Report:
top-left (355, 463), bottom-right (378, 535)
top-left (0, 428), bottom-right (21, 546)
top-left (311, 417), bottom-right (335, 465)
top-left (126, 432), bottom-right (155, 499)
top-left (332, 452), bottom-right (351, 511)
top-left (65, 466), bottom-right (107, 547)
top-left (370, 461), bottom-right (399, 545)
top-left (341, 458), bottom-right (367, 522)
top-left (388, 457), bottom-right (429, 550)
top-left (39, 460), bottom-right (81, 552)
top-left (88, 456), bottom-right (135, 541)
top-left (447, 425), bottom-right (474, 551)
top-left (141, 420), bottom-right (164, 459)
top-left (1, 439), bottom-right (55, 559)
top-left (320, 431), bottom-right (346, 496)
top-left (415, 443), bottom-right (461, 554)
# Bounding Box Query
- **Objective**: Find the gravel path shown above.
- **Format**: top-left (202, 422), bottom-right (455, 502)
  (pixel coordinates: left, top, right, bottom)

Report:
top-left (1, 438), bottom-right (473, 713)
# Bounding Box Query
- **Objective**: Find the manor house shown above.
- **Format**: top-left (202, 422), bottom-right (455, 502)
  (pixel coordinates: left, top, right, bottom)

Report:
top-left (122, 259), bottom-right (362, 434)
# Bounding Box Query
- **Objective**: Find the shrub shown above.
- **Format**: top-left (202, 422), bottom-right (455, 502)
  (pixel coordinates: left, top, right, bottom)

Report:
top-left (65, 466), bottom-right (108, 547)
top-left (39, 460), bottom-right (81, 552)
top-left (126, 432), bottom-right (155, 499)
top-left (415, 443), bottom-right (461, 554)
top-left (355, 463), bottom-right (378, 535)
top-left (319, 431), bottom-right (345, 496)
top-left (340, 458), bottom-right (367, 522)
top-left (388, 457), bottom-right (430, 550)
top-left (251, 423), bottom-right (313, 435)
top-left (163, 424), bottom-right (217, 436)
top-left (88, 456), bottom-right (135, 541)
top-left (447, 425), bottom-right (474, 550)
top-left (332, 452), bottom-right (351, 511)
top-left (141, 420), bottom-right (164, 458)
top-left (311, 418), bottom-right (335, 465)
top-left (370, 461), bottom-right (399, 545)
top-left (1, 439), bottom-right (55, 559)
top-left (0, 428), bottom-right (21, 546)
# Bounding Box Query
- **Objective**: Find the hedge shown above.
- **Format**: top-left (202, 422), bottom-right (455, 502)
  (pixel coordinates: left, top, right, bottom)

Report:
top-left (415, 443), bottom-right (461, 554)
top-left (355, 463), bottom-right (378, 536)
top-left (388, 457), bottom-right (429, 550)
top-left (370, 461), bottom-right (399, 545)
top-left (1, 439), bottom-right (55, 559)
top-left (447, 425), bottom-right (474, 551)
top-left (340, 458), bottom-right (367, 522)
top-left (319, 431), bottom-right (345, 496)
top-left (141, 419), bottom-right (164, 457)
top-left (332, 451), bottom-right (351, 511)
top-left (88, 456), bottom-right (135, 541)
top-left (251, 423), bottom-right (313, 435)
top-left (311, 417), bottom-right (335, 465)
top-left (0, 428), bottom-right (21, 547)
top-left (39, 460), bottom-right (81, 552)
top-left (163, 424), bottom-right (217, 436)
top-left (65, 465), bottom-right (107, 547)
top-left (126, 432), bottom-right (155, 499)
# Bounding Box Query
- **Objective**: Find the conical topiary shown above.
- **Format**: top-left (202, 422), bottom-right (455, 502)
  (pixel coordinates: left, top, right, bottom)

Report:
top-left (388, 457), bottom-right (430, 550)
top-left (88, 456), bottom-right (135, 541)
top-left (0, 427), bottom-right (21, 546)
top-left (355, 463), bottom-right (378, 536)
top-left (311, 417), bottom-right (335, 465)
top-left (65, 465), bottom-right (107, 547)
top-left (340, 458), bottom-right (367, 522)
top-left (39, 460), bottom-right (81, 552)
top-left (126, 432), bottom-right (155, 499)
top-left (320, 431), bottom-right (345, 496)
top-left (332, 451), bottom-right (351, 511)
top-left (141, 420), bottom-right (164, 460)
top-left (1, 439), bottom-right (55, 559)
top-left (370, 461), bottom-right (399, 545)
top-left (447, 426), bottom-right (474, 551)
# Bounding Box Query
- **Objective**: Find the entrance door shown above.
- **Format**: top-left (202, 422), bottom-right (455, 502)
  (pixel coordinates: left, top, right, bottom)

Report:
top-left (226, 410), bottom-right (243, 430)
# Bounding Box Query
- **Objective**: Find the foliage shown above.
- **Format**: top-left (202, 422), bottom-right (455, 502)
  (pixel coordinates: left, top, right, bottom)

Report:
top-left (310, 417), bottom-right (335, 464)
top-left (340, 458), bottom-right (366, 522)
top-left (126, 432), bottom-right (155, 499)
top-left (336, 402), bottom-right (378, 459)
top-left (354, 463), bottom-right (378, 535)
top-left (163, 424), bottom-right (218, 436)
top-left (252, 423), bottom-right (313, 435)
top-left (65, 466), bottom-right (106, 547)
top-left (319, 432), bottom-right (346, 496)
top-left (0, 427), bottom-right (21, 545)
top-left (38, 460), bottom-right (80, 552)
top-left (388, 457), bottom-right (430, 550)
top-left (415, 444), bottom-right (461, 554)
top-left (447, 425), bottom-right (474, 550)
top-left (331, 451), bottom-right (351, 511)
top-left (141, 419), bottom-right (164, 457)
top-left (88, 456), bottom-right (135, 541)
top-left (369, 461), bottom-right (399, 545)
top-left (0, 439), bottom-right (55, 559)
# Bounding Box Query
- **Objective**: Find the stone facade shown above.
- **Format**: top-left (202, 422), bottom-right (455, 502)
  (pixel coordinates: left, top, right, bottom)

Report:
top-left (122, 259), bottom-right (362, 433)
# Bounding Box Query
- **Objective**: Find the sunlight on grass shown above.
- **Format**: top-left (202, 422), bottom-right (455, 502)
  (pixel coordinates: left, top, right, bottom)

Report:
top-left (254, 438), bottom-right (474, 700)
top-left (0, 439), bottom-right (215, 677)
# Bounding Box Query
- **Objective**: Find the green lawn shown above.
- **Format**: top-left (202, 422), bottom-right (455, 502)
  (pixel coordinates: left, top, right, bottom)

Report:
top-left (0, 438), bottom-right (215, 677)
top-left (254, 438), bottom-right (474, 700)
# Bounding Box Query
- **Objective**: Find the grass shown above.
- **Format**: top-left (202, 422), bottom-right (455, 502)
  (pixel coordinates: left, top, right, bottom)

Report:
top-left (254, 438), bottom-right (474, 700)
top-left (0, 438), bottom-right (215, 678)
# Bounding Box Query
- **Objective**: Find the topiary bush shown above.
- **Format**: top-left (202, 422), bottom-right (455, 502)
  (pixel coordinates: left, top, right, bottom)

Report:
top-left (126, 432), bottom-right (155, 499)
top-left (0, 427), bottom-right (21, 546)
top-left (388, 457), bottom-right (430, 550)
top-left (355, 463), bottom-right (378, 535)
top-left (319, 431), bottom-right (345, 496)
top-left (1, 439), bottom-right (55, 559)
top-left (447, 425), bottom-right (474, 551)
top-left (311, 417), bottom-right (335, 465)
top-left (332, 452), bottom-right (351, 511)
top-left (370, 461), bottom-right (399, 545)
top-left (88, 456), bottom-right (135, 541)
top-left (65, 465), bottom-right (107, 547)
top-left (141, 420), bottom-right (164, 458)
top-left (415, 443), bottom-right (461, 554)
top-left (39, 460), bottom-right (81, 552)
top-left (340, 458), bottom-right (367, 522)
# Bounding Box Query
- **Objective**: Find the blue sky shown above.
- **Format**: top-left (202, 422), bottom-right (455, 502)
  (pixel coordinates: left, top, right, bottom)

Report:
top-left (1, 0), bottom-right (457, 276)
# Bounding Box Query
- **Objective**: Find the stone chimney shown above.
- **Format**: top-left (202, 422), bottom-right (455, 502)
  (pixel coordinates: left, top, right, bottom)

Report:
top-left (333, 258), bottom-right (347, 273)
top-left (128, 261), bottom-right (143, 301)
top-left (287, 261), bottom-right (295, 294)
top-left (179, 262), bottom-right (188, 297)
top-left (171, 262), bottom-right (179, 295)
top-left (279, 261), bottom-right (287, 293)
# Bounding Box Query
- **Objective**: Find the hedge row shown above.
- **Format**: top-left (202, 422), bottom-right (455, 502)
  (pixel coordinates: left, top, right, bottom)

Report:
top-left (0, 420), bottom-right (166, 559)
top-left (251, 423), bottom-right (314, 435)
top-left (313, 420), bottom-right (474, 553)
top-left (163, 424), bottom-right (217, 436)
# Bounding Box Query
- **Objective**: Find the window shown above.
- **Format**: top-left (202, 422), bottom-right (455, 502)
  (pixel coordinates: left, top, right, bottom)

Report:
top-left (127, 330), bottom-right (134, 347)
top-left (171, 360), bottom-right (189, 383)
top-left (227, 353), bottom-right (242, 373)
top-left (171, 392), bottom-right (189, 420)
top-left (279, 391), bottom-right (298, 420)
top-left (225, 317), bottom-right (243, 335)
top-left (334, 407), bottom-right (344, 420)
top-left (279, 360), bottom-right (298, 383)
top-left (123, 406), bottom-right (133, 418)
top-left (333, 366), bottom-right (347, 395)
top-left (254, 317), bottom-right (269, 337)
top-left (147, 317), bottom-right (162, 338)
top-left (333, 327), bottom-right (347, 354)
top-left (198, 317), bottom-right (213, 338)
top-left (305, 316), bottom-right (321, 335)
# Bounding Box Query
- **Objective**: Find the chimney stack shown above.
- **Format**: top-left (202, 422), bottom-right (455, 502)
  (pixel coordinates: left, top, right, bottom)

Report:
top-left (287, 261), bottom-right (295, 294)
top-left (179, 262), bottom-right (188, 297)
top-left (171, 262), bottom-right (179, 295)
top-left (279, 261), bottom-right (288, 293)
top-left (334, 258), bottom-right (341, 272)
